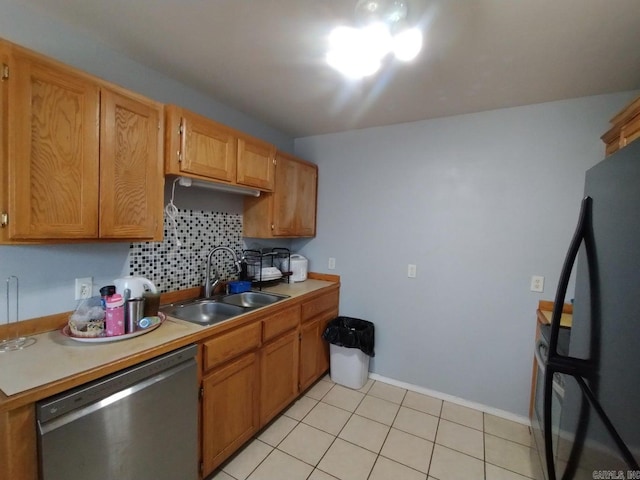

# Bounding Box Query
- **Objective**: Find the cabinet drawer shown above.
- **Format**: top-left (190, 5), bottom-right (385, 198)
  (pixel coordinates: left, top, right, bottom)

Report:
top-left (203, 321), bottom-right (262, 371)
top-left (263, 304), bottom-right (300, 342)
top-left (301, 289), bottom-right (339, 322)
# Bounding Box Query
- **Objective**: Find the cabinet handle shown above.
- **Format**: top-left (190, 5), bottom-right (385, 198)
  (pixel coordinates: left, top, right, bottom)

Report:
top-left (179, 118), bottom-right (186, 162)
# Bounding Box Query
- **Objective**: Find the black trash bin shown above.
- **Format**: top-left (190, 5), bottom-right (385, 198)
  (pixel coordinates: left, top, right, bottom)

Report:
top-left (322, 317), bottom-right (374, 389)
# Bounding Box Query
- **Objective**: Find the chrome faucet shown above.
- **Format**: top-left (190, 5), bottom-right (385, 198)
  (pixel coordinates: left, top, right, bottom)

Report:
top-left (204, 246), bottom-right (241, 298)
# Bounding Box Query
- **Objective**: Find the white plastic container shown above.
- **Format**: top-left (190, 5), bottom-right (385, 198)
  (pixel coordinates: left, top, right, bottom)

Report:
top-left (329, 344), bottom-right (370, 389)
top-left (289, 254), bottom-right (308, 282)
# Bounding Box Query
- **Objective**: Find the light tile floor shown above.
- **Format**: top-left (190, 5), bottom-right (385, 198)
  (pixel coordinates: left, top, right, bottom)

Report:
top-left (210, 376), bottom-right (544, 480)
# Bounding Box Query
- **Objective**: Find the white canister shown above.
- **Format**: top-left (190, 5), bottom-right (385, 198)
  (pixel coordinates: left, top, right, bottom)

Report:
top-left (290, 254), bottom-right (308, 282)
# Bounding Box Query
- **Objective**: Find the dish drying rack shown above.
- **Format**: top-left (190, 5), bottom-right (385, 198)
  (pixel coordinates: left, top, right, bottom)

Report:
top-left (242, 248), bottom-right (292, 289)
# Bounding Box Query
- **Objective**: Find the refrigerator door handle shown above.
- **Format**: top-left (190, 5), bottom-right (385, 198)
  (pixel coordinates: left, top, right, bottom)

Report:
top-left (544, 196), bottom-right (592, 480)
top-left (548, 196), bottom-right (591, 357)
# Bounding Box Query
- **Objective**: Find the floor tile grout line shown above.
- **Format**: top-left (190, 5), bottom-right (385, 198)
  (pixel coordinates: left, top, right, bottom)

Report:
top-left (425, 408), bottom-right (443, 479)
top-left (483, 411), bottom-right (487, 480)
top-left (219, 377), bottom-right (539, 480)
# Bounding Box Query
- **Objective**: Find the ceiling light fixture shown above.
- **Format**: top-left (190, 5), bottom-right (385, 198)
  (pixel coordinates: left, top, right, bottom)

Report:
top-left (327, 0), bottom-right (423, 79)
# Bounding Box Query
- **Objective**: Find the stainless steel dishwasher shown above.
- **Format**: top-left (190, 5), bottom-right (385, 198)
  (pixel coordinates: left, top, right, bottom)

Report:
top-left (36, 344), bottom-right (198, 480)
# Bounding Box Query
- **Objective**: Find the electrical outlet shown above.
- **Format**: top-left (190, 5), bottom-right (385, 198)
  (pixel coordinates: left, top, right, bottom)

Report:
top-left (530, 275), bottom-right (544, 293)
top-left (408, 264), bottom-right (417, 278)
top-left (75, 277), bottom-right (93, 300)
top-left (328, 257), bottom-right (336, 270)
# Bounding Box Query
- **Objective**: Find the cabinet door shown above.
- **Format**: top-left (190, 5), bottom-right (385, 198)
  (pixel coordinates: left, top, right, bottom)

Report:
top-left (272, 152), bottom-right (317, 237)
top-left (299, 321), bottom-right (321, 391)
top-left (300, 308), bottom-right (337, 392)
top-left (237, 136), bottom-right (276, 191)
top-left (260, 328), bottom-right (300, 426)
top-left (202, 352), bottom-right (260, 476)
top-left (99, 88), bottom-right (163, 239)
top-left (295, 160), bottom-right (318, 236)
top-left (7, 47), bottom-right (100, 239)
top-left (299, 318), bottom-right (323, 392)
top-left (181, 111), bottom-right (236, 182)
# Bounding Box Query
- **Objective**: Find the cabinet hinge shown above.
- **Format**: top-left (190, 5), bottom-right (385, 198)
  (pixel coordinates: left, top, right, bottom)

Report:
top-left (199, 386), bottom-right (204, 399)
top-left (271, 224), bottom-right (275, 230)
top-left (1, 63), bottom-right (8, 80)
top-left (199, 461), bottom-right (204, 476)
top-left (273, 158), bottom-right (277, 165)
top-left (1, 212), bottom-right (7, 228)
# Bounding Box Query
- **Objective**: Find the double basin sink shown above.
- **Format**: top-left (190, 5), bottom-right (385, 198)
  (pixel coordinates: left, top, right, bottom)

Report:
top-left (160, 291), bottom-right (289, 326)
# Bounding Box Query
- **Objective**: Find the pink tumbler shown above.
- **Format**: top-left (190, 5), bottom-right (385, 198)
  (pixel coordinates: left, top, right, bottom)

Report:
top-left (105, 294), bottom-right (125, 336)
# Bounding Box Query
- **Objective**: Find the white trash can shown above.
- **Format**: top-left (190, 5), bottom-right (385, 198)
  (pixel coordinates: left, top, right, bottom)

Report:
top-left (330, 344), bottom-right (370, 389)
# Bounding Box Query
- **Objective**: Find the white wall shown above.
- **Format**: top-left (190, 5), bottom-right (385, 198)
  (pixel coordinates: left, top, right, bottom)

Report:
top-left (293, 91), bottom-right (638, 417)
top-left (0, 0), bottom-right (294, 320)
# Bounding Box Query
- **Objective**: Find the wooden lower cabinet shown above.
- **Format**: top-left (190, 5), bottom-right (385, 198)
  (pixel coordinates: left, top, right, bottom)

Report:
top-left (0, 404), bottom-right (38, 480)
top-left (201, 351), bottom-right (260, 476)
top-left (260, 328), bottom-right (300, 426)
top-left (299, 309), bottom-right (336, 391)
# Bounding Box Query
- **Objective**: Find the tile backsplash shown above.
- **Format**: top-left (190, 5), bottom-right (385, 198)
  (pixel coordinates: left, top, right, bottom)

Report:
top-left (129, 209), bottom-right (243, 293)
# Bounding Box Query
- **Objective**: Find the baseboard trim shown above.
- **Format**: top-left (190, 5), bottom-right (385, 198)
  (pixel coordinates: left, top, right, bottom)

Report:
top-left (368, 373), bottom-right (530, 426)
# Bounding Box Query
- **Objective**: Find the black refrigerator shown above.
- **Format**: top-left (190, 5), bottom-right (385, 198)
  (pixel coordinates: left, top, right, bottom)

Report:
top-left (542, 139), bottom-right (640, 479)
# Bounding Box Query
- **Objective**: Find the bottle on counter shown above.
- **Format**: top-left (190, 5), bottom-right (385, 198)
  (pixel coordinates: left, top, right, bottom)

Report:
top-left (105, 293), bottom-right (125, 336)
top-left (99, 285), bottom-right (116, 309)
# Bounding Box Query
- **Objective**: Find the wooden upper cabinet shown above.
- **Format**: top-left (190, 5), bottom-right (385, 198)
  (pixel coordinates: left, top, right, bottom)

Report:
top-left (165, 104), bottom-right (275, 191)
top-left (602, 95), bottom-right (640, 156)
top-left (273, 152), bottom-right (317, 236)
top-left (243, 151), bottom-right (318, 238)
top-left (99, 88), bottom-right (163, 239)
top-left (166, 105), bottom-right (237, 182)
top-left (0, 39), bottom-right (164, 243)
top-left (5, 45), bottom-right (100, 240)
top-left (237, 136), bottom-right (276, 190)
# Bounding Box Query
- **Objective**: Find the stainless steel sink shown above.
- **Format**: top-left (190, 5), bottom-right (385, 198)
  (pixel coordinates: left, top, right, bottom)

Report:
top-left (160, 291), bottom-right (289, 326)
top-left (220, 291), bottom-right (289, 309)
top-left (160, 299), bottom-right (248, 326)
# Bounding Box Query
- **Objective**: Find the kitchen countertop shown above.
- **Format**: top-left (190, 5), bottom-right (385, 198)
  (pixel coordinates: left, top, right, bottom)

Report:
top-left (0, 279), bottom-right (336, 403)
top-left (537, 299), bottom-right (573, 328)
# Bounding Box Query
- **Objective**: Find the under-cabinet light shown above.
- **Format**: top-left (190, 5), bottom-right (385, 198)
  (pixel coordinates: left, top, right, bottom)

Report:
top-left (177, 176), bottom-right (261, 197)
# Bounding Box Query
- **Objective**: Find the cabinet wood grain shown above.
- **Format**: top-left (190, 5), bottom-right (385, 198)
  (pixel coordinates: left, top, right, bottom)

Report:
top-left (164, 105), bottom-right (276, 192)
top-left (243, 151), bottom-right (317, 238)
top-left (201, 352), bottom-right (260, 475)
top-left (0, 404), bottom-right (37, 480)
top-left (99, 87), bottom-right (163, 239)
top-left (0, 38), bottom-right (164, 243)
top-left (7, 45), bottom-right (100, 239)
top-left (202, 321), bottom-right (262, 371)
top-left (602, 95), bottom-right (640, 156)
top-left (260, 328), bottom-right (299, 426)
top-left (237, 136), bottom-right (276, 190)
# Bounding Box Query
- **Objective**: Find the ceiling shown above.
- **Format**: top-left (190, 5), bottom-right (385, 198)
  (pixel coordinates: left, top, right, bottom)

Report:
top-left (22, 0), bottom-right (640, 137)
